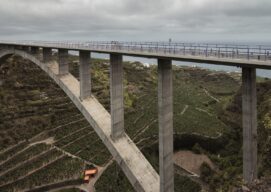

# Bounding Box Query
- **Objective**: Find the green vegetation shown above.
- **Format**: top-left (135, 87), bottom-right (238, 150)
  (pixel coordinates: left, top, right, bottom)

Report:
top-left (0, 54), bottom-right (270, 191)
top-left (56, 188), bottom-right (81, 192)
top-left (94, 162), bottom-right (135, 192)
top-left (0, 141), bottom-right (28, 162)
top-left (1, 156), bottom-right (84, 191)
top-left (175, 174), bottom-right (201, 192)
top-left (0, 143), bottom-right (50, 173)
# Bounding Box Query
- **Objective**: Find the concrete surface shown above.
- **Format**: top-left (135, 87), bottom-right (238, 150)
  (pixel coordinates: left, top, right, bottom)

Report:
top-left (158, 59), bottom-right (174, 192)
top-left (58, 49), bottom-right (69, 75)
top-left (31, 47), bottom-right (39, 55)
top-left (1, 42), bottom-right (271, 69)
top-left (110, 53), bottom-right (125, 140)
top-left (79, 50), bottom-right (91, 100)
top-left (242, 67), bottom-right (257, 183)
top-left (43, 48), bottom-right (52, 63)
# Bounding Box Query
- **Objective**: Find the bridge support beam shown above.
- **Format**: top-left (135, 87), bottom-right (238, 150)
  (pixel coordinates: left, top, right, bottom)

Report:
top-left (58, 49), bottom-right (69, 75)
top-left (31, 47), bottom-right (39, 55)
top-left (0, 44), bottom-right (8, 50)
top-left (242, 67), bottom-right (257, 183)
top-left (158, 59), bottom-right (174, 192)
top-left (79, 50), bottom-right (91, 100)
top-left (22, 46), bottom-right (30, 52)
top-left (110, 53), bottom-right (124, 140)
top-left (15, 45), bottom-right (22, 50)
top-left (43, 48), bottom-right (52, 63)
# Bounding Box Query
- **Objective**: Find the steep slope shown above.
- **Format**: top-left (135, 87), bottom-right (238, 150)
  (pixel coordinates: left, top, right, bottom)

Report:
top-left (0, 54), bottom-right (270, 191)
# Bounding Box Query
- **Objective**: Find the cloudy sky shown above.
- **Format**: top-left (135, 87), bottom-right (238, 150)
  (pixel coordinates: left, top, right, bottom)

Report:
top-left (0, 0), bottom-right (271, 43)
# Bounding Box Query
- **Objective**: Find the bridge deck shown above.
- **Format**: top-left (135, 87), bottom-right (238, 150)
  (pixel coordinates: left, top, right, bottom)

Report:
top-left (1, 41), bottom-right (271, 69)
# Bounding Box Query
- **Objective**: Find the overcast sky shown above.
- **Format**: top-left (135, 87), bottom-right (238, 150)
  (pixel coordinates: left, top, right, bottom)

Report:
top-left (0, 0), bottom-right (271, 43)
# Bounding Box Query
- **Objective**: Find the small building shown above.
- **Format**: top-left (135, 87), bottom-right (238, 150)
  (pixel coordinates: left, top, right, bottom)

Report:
top-left (85, 168), bottom-right (98, 176)
top-left (83, 167), bottom-right (98, 183)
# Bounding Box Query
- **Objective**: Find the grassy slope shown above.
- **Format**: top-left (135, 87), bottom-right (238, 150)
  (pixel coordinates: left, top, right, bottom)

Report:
top-left (0, 54), bottom-right (270, 191)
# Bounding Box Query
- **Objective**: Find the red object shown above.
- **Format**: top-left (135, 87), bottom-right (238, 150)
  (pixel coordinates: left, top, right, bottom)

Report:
top-left (85, 168), bottom-right (98, 176)
top-left (83, 167), bottom-right (98, 183)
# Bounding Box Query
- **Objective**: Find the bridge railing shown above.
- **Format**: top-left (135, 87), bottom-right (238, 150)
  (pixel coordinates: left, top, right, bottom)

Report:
top-left (1, 40), bottom-right (271, 61)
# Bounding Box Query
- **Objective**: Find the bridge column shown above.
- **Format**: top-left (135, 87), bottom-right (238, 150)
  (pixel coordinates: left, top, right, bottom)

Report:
top-left (43, 48), bottom-right (52, 63)
top-left (58, 49), bottom-right (69, 75)
top-left (110, 53), bottom-right (124, 140)
top-left (79, 50), bottom-right (91, 100)
top-left (22, 46), bottom-right (30, 52)
top-left (15, 45), bottom-right (22, 50)
top-left (242, 67), bottom-right (257, 183)
top-left (30, 47), bottom-right (39, 55)
top-left (158, 59), bottom-right (174, 192)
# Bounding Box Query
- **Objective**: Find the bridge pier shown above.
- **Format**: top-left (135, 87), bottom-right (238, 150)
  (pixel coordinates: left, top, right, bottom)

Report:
top-left (58, 49), bottom-right (69, 75)
top-left (110, 53), bottom-right (124, 140)
top-left (158, 59), bottom-right (174, 192)
top-left (30, 47), bottom-right (39, 55)
top-left (14, 45), bottom-right (22, 50)
top-left (22, 46), bottom-right (30, 52)
top-left (79, 50), bottom-right (91, 100)
top-left (43, 48), bottom-right (52, 63)
top-left (0, 44), bottom-right (8, 50)
top-left (242, 67), bottom-right (257, 183)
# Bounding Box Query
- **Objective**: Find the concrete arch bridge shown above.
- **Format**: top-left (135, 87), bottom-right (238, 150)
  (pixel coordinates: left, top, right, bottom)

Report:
top-left (1, 41), bottom-right (271, 192)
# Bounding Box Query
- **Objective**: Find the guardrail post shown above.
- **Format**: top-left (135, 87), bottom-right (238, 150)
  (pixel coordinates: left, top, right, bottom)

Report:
top-left (242, 67), bottom-right (257, 184)
top-left (110, 53), bottom-right (124, 140)
top-left (58, 49), bottom-right (69, 75)
top-left (79, 50), bottom-right (91, 100)
top-left (43, 48), bottom-right (52, 63)
top-left (158, 59), bottom-right (174, 192)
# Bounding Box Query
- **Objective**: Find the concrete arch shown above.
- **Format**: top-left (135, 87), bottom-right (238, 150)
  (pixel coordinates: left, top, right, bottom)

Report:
top-left (0, 48), bottom-right (159, 192)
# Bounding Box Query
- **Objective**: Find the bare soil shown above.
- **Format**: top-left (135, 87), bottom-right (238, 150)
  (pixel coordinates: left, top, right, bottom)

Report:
top-left (174, 150), bottom-right (215, 176)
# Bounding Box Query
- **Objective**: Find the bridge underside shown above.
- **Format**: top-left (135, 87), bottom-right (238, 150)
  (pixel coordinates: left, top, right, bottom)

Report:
top-left (0, 49), bottom-right (159, 192)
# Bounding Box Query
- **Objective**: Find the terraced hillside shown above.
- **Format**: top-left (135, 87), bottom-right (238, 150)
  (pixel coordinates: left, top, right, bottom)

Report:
top-left (0, 55), bottom-right (112, 192)
top-left (0, 53), bottom-right (270, 192)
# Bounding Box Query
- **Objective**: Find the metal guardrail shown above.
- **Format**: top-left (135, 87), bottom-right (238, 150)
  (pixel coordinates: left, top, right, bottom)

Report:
top-left (1, 40), bottom-right (271, 62)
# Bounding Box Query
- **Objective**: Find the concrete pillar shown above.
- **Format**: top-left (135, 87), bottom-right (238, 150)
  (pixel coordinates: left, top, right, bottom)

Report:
top-left (158, 59), bottom-right (174, 192)
top-left (30, 47), bottom-right (39, 55)
top-left (79, 50), bottom-right (91, 100)
top-left (242, 67), bottom-right (257, 183)
top-left (22, 46), bottom-right (30, 52)
top-left (58, 49), bottom-right (69, 75)
top-left (110, 53), bottom-right (124, 140)
top-left (6, 45), bottom-right (15, 50)
top-left (15, 45), bottom-right (22, 50)
top-left (0, 44), bottom-right (6, 50)
top-left (43, 48), bottom-right (52, 63)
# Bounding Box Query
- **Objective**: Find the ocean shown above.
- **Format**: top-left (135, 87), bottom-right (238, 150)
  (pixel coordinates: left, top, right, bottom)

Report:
top-left (91, 53), bottom-right (271, 78)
